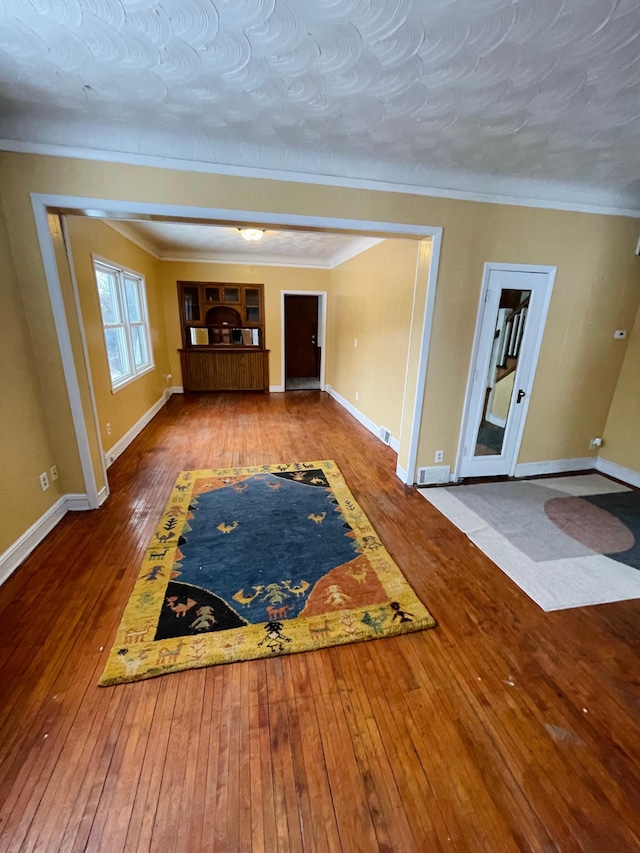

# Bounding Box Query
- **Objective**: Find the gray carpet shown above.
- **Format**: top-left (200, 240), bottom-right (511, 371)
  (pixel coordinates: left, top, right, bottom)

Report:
top-left (420, 474), bottom-right (640, 611)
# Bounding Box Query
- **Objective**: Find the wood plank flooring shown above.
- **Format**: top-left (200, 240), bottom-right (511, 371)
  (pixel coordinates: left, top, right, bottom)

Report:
top-left (1, 392), bottom-right (639, 852)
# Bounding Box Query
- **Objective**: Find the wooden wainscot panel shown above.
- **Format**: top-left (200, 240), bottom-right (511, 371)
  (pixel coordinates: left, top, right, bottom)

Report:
top-left (180, 349), bottom-right (269, 392)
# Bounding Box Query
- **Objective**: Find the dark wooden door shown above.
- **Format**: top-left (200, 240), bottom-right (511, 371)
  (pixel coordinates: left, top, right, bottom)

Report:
top-left (285, 295), bottom-right (319, 378)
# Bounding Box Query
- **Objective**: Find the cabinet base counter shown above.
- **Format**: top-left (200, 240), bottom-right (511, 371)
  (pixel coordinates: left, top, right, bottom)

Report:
top-left (179, 348), bottom-right (270, 392)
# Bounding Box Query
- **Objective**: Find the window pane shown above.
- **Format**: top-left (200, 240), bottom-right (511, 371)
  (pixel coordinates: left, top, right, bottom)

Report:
top-left (124, 277), bottom-right (142, 323)
top-left (96, 270), bottom-right (121, 324)
top-left (104, 327), bottom-right (130, 383)
top-left (131, 324), bottom-right (149, 368)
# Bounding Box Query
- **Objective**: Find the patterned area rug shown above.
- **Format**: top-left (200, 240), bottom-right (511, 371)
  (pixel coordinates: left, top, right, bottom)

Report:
top-left (420, 473), bottom-right (640, 611)
top-left (100, 461), bottom-right (435, 685)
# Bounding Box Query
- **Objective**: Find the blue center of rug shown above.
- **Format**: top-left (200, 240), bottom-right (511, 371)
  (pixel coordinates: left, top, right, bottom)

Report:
top-left (176, 473), bottom-right (358, 622)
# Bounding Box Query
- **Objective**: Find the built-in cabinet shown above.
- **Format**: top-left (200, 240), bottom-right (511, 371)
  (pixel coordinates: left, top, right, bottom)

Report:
top-left (177, 281), bottom-right (268, 392)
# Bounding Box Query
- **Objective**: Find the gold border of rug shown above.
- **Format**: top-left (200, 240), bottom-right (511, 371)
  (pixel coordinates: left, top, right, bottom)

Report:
top-left (99, 461), bottom-right (436, 685)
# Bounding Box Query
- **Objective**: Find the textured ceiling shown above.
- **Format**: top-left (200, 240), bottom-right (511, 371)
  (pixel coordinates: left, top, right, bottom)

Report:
top-left (104, 220), bottom-right (384, 267)
top-left (1, 0), bottom-right (640, 211)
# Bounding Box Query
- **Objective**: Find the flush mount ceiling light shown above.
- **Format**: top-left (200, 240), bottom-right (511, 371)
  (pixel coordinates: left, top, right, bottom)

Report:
top-left (238, 227), bottom-right (264, 241)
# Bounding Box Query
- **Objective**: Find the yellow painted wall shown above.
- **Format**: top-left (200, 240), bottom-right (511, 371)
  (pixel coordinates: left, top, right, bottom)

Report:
top-left (159, 261), bottom-right (329, 389)
top-left (327, 239), bottom-right (419, 442)
top-left (66, 217), bottom-right (171, 453)
top-left (1, 149), bottom-right (639, 561)
top-left (417, 205), bottom-right (640, 469)
top-left (601, 302), bottom-right (640, 472)
top-left (0, 204), bottom-right (62, 554)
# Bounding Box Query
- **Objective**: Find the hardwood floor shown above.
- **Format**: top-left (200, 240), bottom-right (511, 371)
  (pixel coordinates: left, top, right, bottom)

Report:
top-left (1, 392), bottom-right (639, 852)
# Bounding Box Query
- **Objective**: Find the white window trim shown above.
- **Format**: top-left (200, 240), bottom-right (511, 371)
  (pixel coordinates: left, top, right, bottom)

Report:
top-left (92, 254), bottom-right (154, 392)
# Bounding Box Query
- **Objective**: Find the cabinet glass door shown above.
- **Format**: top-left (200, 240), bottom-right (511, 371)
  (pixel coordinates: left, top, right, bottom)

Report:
top-left (205, 286), bottom-right (220, 302)
top-left (183, 286), bottom-right (200, 322)
top-left (223, 287), bottom-right (240, 303)
top-left (245, 288), bottom-right (260, 323)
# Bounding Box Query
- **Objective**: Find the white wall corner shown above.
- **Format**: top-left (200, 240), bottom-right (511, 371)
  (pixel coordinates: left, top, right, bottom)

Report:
top-left (0, 496), bottom-right (68, 587)
top-left (595, 457), bottom-right (640, 489)
top-left (269, 385), bottom-right (285, 392)
top-left (97, 486), bottom-right (109, 506)
top-left (513, 457), bottom-right (596, 478)
top-left (104, 391), bottom-right (169, 468)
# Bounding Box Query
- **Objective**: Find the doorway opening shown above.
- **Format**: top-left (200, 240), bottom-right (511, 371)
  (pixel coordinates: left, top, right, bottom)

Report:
top-left (283, 293), bottom-right (325, 390)
top-left (32, 194), bottom-right (441, 495)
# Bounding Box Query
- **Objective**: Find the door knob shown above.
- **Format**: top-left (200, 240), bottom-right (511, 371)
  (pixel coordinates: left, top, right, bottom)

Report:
top-left (516, 389), bottom-right (526, 403)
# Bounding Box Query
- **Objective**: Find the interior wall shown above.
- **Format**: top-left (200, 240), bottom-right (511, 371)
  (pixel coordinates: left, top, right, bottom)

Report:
top-left (417, 205), bottom-right (640, 472)
top-left (601, 301), bottom-right (640, 473)
top-left (65, 218), bottom-right (172, 454)
top-left (0, 203), bottom-right (62, 555)
top-left (158, 260), bottom-right (329, 389)
top-left (326, 239), bottom-right (419, 443)
top-left (0, 148), bottom-right (637, 543)
top-left (0, 163), bottom-right (88, 507)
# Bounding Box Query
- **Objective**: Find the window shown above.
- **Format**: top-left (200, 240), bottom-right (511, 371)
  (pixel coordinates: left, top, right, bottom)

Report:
top-left (93, 259), bottom-right (154, 390)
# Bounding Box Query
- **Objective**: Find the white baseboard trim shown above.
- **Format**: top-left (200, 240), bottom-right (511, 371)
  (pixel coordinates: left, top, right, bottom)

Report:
top-left (595, 457), bottom-right (640, 489)
top-left (326, 386), bottom-right (399, 456)
top-left (169, 385), bottom-right (184, 395)
top-left (0, 490), bottom-right (99, 587)
top-left (97, 486), bottom-right (109, 506)
top-left (269, 385), bottom-right (285, 392)
top-left (514, 457), bottom-right (595, 478)
top-left (396, 464), bottom-right (409, 484)
top-left (66, 493), bottom-right (93, 511)
top-left (0, 496), bottom-right (68, 586)
top-left (104, 390), bottom-right (170, 468)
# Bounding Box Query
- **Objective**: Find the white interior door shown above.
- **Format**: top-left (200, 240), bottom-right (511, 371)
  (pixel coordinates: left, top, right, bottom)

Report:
top-left (458, 266), bottom-right (555, 478)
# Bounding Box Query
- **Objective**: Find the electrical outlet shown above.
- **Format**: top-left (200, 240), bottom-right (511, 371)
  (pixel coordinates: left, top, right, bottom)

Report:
top-left (39, 472), bottom-right (49, 491)
top-left (355, 391), bottom-right (359, 401)
top-left (434, 450), bottom-right (444, 463)
top-left (50, 465), bottom-right (58, 481)
top-left (106, 422), bottom-right (112, 436)
top-left (354, 338), bottom-right (358, 347)
top-left (165, 373), bottom-right (172, 383)
top-left (589, 437), bottom-right (603, 450)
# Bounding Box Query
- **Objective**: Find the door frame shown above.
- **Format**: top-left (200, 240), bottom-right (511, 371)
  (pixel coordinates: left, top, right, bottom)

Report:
top-left (453, 262), bottom-right (557, 482)
top-left (280, 290), bottom-right (327, 391)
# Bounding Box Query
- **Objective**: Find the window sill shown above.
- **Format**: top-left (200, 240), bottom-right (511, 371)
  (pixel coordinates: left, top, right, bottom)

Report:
top-left (110, 364), bottom-right (155, 394)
